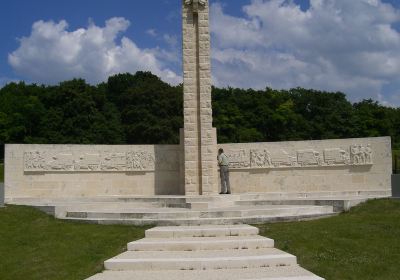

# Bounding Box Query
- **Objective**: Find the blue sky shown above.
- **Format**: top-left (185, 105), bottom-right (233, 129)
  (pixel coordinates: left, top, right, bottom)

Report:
top-left (1, 0), bottom-right (400, 106)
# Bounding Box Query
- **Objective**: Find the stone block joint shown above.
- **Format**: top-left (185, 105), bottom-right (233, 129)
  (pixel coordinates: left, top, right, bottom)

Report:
top-left (182, 0), bottom-right (218, 195)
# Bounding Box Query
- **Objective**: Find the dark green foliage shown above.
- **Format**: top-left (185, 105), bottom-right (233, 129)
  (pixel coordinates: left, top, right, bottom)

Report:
top-left (0, 71), bottom-right (399, 151)
top-left (0, 79), bottom-right (125, 145)
top-left (212, 86), bottom-right (399, 146)
top-left (353, 99), bottom-right (400, 149)
top-left (106, 72), bottom-right (183, 144)
top-left (394, 150), bottom-right (400, 174)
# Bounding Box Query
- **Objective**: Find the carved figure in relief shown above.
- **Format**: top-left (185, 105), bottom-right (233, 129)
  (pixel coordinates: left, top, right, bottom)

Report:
top-left (297, 150), bottom-right (322, 167)
top-left (74, 154), bottom-right (102, 171)
top-left (359, 145), bottom-right (366, 163)
top-left (351, 145), bottom-right (360, 164)
top-left (351, 144), bottom-right (372, 165)
top-left (46, 153), bottom-right (74, 171)
top-left (185, 0), bottom-right (207, 13)
top-left (323, 148), bottom-right (350, 165)
top-left (24, 151), bottom-right (46, 170)
top-left (126, 151), bottom-right (155, 171)
top-left (250, 149), bottom-right (272, 168)
top-left (365, 144), bottom-right (373, 163)
top-left (101, 153), bottom-right (126, 171)
top-left (225, 149), bottom-right (249, 168)
top-left (270, 150), bottom-right (296, 168)
top-left (184, 0), bottom-right (207, 9)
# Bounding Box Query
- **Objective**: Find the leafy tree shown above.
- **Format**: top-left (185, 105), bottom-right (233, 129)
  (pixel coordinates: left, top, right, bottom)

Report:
top-left (0, 71), bottom-right (399, 156)
top-left (106, 72), bottom-right (183, 144)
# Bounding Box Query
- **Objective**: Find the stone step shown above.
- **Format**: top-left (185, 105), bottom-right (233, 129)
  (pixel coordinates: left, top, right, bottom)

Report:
top-left (86, 266), bottom-right (324, 280)
top-left (9, 191), bottom-right (389, 206)
top-left (9, 195), bottom-right (188, 204)
top-left (104, 248), bottom-right (297, 271)
top-left (128, 235), bottom-right (274, 251)
top-left (65, 205), bottom-right (333, 220)
top-left (145, 225), bottom-right (259, 238)
top-left (239, 191), bottom-right (389, 201)
top-left (235, 199), bottom-right (368, 212)
top-left (62, 212), bottom-right (337, 226)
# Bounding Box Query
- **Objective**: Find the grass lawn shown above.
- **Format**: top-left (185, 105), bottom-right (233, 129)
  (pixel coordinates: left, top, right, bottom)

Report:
top-left (258, 199), bottom-right (400, 280)
top-left (1, 200), bottom-right (399, 280)
top-left (0, 205), bottom-right (148, 280)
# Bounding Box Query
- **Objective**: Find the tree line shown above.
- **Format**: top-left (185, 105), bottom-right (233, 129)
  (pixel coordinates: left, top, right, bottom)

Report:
top-left (0, 71), bottom-right (399, 160)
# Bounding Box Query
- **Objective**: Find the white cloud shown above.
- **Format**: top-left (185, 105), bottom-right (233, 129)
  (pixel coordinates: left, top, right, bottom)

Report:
top-left (163, 34), bottom-right (178, 48)
top-left (210, 0), bottom-right (400, 106)
top-left (146, 28), bottom-right (158, 37)
top-left (9, 18), bottom-right (182, 85)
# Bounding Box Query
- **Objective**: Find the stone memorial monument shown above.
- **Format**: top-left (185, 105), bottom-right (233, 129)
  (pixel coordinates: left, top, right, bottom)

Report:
top-left (3, 0), bottom-right (392, 206)
top-left (182, 0), bottom-right (218, 195)
top-left (0, 183), bottom-right (4, 207)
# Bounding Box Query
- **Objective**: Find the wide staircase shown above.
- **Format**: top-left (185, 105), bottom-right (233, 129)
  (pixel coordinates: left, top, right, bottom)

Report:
top-left (86, 224), bottom-right (324, 280)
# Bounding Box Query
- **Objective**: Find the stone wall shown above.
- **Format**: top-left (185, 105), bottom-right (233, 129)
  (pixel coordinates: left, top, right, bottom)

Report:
top-left (5, 144), bottom-right (181, 202)
top-left (392, 175), bottom-right (400, 198)
top-left (4, 137), bottom-right (392, 202)
top-left (182, 0), bottom-right (219, 195)
top-left (220, 137), bottom-right (392, 196)
top-left (0, 183), bottom-right (4, 207)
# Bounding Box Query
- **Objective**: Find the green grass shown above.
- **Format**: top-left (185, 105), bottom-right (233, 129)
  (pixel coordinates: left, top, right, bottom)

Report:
top-left (1, 200), bottom-right (399, 280)
top-left (0, 163), bottom-right (3, 182)
top-left (0, 205), bottom-right (148, 280)
top-left (258, 199), bottom-right (400, 280)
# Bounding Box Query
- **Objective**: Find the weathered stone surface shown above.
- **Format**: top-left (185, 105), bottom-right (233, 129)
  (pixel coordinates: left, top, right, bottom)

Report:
top-left (182, 0), bottom-right (218, 196)
top-left (4, 137), bottom-right (391, 201)
top-left (219, 137), bottom-right (392, 195)
top-left (5, 144), bottom-right (182, 200)
top-left (0, 183), bottom-right (4, 207)
top-left (86, 225), bottom-right (325, 280)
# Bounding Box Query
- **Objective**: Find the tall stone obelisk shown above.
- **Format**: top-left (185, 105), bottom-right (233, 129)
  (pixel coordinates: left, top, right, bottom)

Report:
top-left (182, 0), bottom-right (218, 195)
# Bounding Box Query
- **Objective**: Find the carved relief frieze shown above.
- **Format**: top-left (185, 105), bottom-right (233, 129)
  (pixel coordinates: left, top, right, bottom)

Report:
top-left (225, 144), bottom-right (373, 170)
top-left (126, 151), bottom-right (155, 171)
top-left (226, 149), bottom-right (250, 168)
top-left (24, 149), bottom-right (178, 173)
top-left (184, 0), bottom-right (207, 7)
top-left (350, 144), bottom-right (373, 165)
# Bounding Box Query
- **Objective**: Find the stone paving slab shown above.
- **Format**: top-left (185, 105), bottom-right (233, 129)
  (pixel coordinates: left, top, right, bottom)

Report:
top-left (128, 235), bottom-right (274, 251)
top-left (145, 224), bottom-right (259, 238)
top-left (104, 251), bottom-right (297, 271)
top-left (63, 212), bottom-right (337, 226)
top-left (86, 266), bottom-right (322, 280)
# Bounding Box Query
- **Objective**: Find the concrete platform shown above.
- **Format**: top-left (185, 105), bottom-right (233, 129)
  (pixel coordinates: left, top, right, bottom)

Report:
top-left (0, 183), bottom-right (4, 207)
top-left (104, 248), bottom-right (297, 271)
top-left (86, 225), bottom-right (324, 280)
top-left (128, 235), bottom-right (274, 251)
top-left (86, 267), bottom-right (324, 280)
top-left (145, 224), bottom-right (259, 238)
top-left (6, 192), bottom-right (384, 225)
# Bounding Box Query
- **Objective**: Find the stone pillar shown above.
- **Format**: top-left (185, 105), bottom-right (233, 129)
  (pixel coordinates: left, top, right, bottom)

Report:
top-left (0, 183), bottom-right (4, 207)
top-left (182, 0), bottom-right (218, 195)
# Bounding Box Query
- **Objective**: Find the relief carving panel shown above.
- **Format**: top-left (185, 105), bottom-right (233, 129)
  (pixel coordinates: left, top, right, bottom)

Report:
top-left (24, 149), bottom-right (178, 173)
top-left (226, 149), bottom-right (250, 168)
top-left (225, 144), bottom-right (373, 170)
